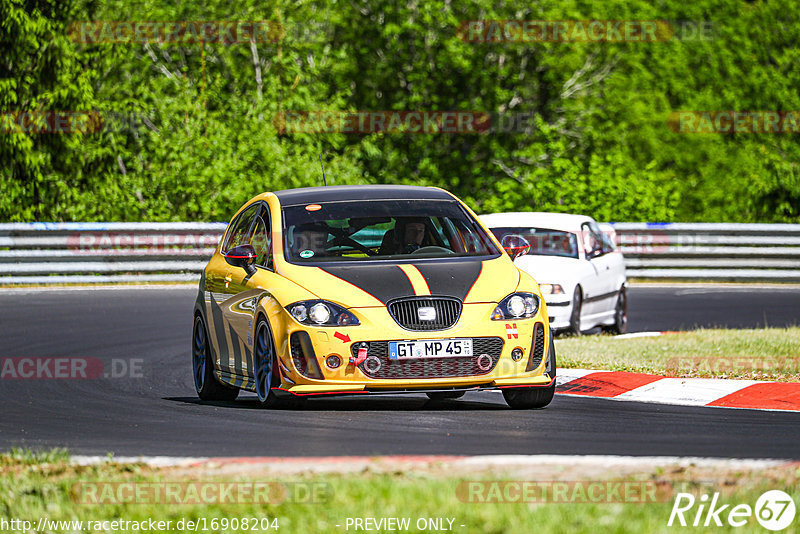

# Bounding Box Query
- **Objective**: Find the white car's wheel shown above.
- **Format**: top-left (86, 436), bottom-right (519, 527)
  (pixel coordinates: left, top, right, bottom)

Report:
top-left (604, 286), bottom-right (628, 335)
top-left (567, 287), bottom-right (582, 336)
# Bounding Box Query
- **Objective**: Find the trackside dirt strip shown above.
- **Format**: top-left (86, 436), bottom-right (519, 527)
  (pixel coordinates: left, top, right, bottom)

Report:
top-left (556, 369), bottom-right (800, 411)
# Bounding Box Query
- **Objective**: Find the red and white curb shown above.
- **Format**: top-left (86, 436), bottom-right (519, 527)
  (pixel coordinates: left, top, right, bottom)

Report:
top-left (557, 369), bottom-right (800, 412)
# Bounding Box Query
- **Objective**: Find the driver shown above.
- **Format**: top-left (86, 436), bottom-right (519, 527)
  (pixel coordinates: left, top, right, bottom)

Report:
top-left (401, 220), bottom-right (426, 253)
top-left (379, 217), bottom-right (428, 255)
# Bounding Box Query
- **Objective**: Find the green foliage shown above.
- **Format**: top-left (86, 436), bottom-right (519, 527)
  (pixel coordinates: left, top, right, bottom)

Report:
top-left (1, 0), bottom-right (799, 222)
top-left (0, 0), bottom-right (96, 221)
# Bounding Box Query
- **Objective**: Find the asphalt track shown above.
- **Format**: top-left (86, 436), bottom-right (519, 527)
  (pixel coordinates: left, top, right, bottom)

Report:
top-left (0, 285), bottom-right (798, 458)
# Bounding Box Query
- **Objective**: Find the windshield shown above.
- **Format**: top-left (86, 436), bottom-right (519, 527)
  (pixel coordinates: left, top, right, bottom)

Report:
top-left (489, 227), bottom-right (579, 259)
top-left (282, 199), bottom-right (501, 263)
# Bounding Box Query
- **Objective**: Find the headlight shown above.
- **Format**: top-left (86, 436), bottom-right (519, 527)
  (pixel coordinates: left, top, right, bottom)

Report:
top-left (491, 293), bottom-right (540, 320)
top-left (309, 303), bottom-right (331, 324)
top-left (539, 284), bottom-right (564, 295)
top-left (286, 300), bottom-right (360, 326)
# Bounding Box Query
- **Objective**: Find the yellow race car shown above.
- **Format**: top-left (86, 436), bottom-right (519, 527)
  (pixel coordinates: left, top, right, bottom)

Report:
top-left (192, 185), bottom-right (556, 409)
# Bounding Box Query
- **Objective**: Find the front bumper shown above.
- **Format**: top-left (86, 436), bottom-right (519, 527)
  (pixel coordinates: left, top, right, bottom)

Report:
top-left (275, 302), bottom-right (554, 395)
top-left (543, 296), bottom-right (571, 330)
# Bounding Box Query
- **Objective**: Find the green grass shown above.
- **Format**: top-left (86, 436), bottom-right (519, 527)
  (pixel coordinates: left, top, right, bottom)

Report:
top-left (2, 452), bottom-right (799, 533)
top-left (0, 448), bottom-right (70, 467)
top-left (557, 327), bottom-right (800, 381)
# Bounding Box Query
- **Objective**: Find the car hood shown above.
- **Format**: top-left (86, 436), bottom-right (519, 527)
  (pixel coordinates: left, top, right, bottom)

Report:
top-left (513, 255), bottom-right (584, 285)
top-left (280, 257), bottom-right (520, 308)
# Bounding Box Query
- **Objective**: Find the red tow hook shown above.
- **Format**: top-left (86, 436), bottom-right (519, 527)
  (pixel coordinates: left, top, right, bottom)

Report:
top-left (349, 343), bottom-right (369, 366)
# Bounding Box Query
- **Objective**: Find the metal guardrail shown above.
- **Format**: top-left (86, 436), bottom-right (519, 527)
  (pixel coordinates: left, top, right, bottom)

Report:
top-left (0, 222), bottom-right (225, 284)
top-left (612, 222), bottom-right (800, 280)
top-left (0, 222), bottom-right (799, 284)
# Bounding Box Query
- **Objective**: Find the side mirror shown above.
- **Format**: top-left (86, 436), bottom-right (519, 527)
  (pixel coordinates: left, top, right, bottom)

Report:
top-left (224, 244), bottom-right (257, 275)
top-left (587, 247), bottom-right (603, 260)
top-left (500, 234), bottom-right (530, 260)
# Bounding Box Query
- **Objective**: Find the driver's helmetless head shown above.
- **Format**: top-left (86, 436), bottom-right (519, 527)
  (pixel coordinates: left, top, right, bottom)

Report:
top-left (403, 222), bottom-right (425, 245)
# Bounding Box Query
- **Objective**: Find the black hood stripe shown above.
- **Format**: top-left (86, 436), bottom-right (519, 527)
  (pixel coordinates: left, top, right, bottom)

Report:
top-left (320, 265), bottom-right (415, 304)
top-left (414, 260), bottom-right (483, 301)
top-left (321, 260), bottom-right (484, 305)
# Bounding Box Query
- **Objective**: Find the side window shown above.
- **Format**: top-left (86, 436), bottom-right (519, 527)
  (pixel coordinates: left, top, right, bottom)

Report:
top-left (600, 229), bottom-right (616, 254)
top-left (223, 204), bottom-right (259, 252)
top-left (582, 222), bottom-right (604, 258)
top-left (251, 207), bottom-right (272, 269)
top-left (589, 221), bottom-right (615, 254)
top-left (430, 217), bottom-right (454, 250)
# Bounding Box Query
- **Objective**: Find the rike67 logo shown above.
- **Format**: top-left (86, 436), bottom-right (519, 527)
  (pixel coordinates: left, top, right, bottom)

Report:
top-left (668, 490), bottom-right (796, 531)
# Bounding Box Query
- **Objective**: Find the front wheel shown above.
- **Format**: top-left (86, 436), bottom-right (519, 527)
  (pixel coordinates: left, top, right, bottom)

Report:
top-left (502, 382), bottom-right (555, 409)
top-left (253, 318), bottom-right (306, 409)
top-left (254, 318), bottom-right (281, 407)
top-left (502, 335), bottom-right (556, 409)
top-left (193, 315), bottom-right (239, 401)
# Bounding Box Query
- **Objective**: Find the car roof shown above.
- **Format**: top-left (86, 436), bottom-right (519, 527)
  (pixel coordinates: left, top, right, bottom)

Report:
top-left (480, 212), bottom-right (595, 233)
top-left (273, 185), bottom-right (453, 207)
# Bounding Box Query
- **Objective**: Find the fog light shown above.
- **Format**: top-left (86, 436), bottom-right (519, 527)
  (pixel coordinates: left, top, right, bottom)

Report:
top-left (511, 348), bottom-right (524, 361)
top-left (325, 354), bottom-right (341, 369)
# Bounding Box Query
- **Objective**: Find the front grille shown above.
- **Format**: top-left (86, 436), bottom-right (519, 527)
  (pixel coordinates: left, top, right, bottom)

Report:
top-left (352, 337), bottom-right (504, 379)
top-left (388, 297), bottom-right (462, 331)
top-left (526, 322), bottom-right (546, 372)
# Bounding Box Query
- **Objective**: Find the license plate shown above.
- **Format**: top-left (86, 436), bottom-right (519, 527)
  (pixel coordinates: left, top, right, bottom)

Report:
top-left (388, 339), bottom-right (473, 360)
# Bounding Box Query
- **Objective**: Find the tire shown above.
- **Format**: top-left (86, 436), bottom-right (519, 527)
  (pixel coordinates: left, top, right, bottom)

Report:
top-left (502, 335), bottom-right (556, 409)
top-left (193, 315), bottom-right (239, 401)
top-left (567, 286), bottom-right (582, 336)
top-left (426, 391), bottom-right (466, 400)
top-left (604, 286), bottom-right (628, 335)
top-left (254, 318), bottom-right (281, 407)
top-left (253, 318), bottom-right (306, 409)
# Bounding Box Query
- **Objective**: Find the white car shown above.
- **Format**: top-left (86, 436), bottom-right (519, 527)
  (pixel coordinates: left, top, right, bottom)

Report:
top-left (481, 212), bottom-right (627, 335)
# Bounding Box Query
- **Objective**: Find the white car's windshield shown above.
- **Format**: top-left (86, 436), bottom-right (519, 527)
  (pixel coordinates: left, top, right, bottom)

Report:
top-left (283, 199), bottom-right (501, 263)
top-left (489, 227), bottom-right (579, 259)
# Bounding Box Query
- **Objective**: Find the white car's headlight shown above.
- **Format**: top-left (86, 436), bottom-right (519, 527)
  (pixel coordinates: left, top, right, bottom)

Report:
top-left (539, 284), bottom-right (564, 295)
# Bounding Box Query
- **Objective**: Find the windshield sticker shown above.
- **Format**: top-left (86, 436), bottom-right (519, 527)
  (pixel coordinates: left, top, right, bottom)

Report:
top-left (299, 250), bottom-right (315, 258)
